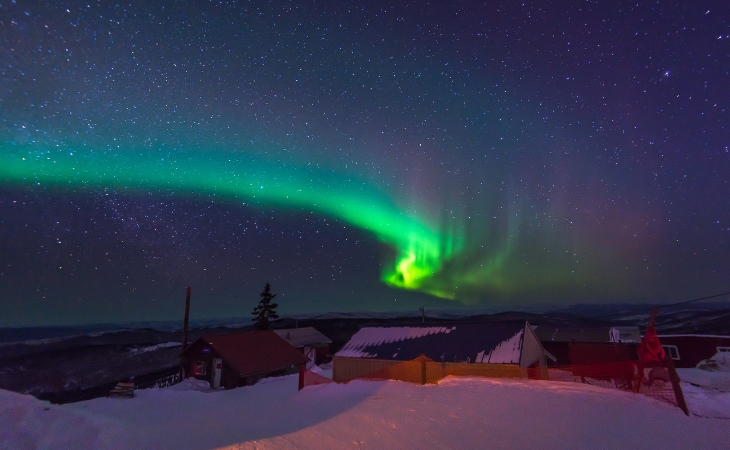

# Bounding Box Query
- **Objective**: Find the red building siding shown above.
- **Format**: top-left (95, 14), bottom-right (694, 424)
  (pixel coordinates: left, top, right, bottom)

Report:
top-left (657, 335), bottom-right (730, 368)
top-left (542, 342), bottom-right (638, 366)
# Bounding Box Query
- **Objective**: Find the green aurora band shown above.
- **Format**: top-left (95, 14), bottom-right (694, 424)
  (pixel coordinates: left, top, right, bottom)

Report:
top-left (0, 145), bottom-right (489, 299)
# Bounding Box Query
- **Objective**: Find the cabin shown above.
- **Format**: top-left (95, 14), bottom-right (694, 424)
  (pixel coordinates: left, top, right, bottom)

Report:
top-left (181, 330), bottom-right (309, 389)
top-left (273, 327), bottom-right (332, 368)
top-left (534, 326), bottom-right (641, 366)
top-left (333, 321), bottom-right (547, 382)
top-left (657, 334), bottom-right (730, 368)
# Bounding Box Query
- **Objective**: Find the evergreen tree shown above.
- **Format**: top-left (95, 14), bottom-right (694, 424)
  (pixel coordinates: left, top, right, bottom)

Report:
top-left (251, 282), bottom-right (279, 329)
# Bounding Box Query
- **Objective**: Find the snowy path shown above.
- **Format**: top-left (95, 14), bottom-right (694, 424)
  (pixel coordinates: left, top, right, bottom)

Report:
top-left (2, 375), bottom-right (729, 450)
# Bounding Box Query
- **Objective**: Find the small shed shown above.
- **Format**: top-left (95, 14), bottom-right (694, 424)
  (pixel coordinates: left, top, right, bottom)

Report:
top-left (534, 326), bottom-right (641, 366)
top-left (657, 334), bottom-right (730, 368)
top-left (181, 330), bottom-right (309, 389)
top-left (273, 327), bottom-right (332, 368)
top-left (333, 321), bottom-right (547, 382)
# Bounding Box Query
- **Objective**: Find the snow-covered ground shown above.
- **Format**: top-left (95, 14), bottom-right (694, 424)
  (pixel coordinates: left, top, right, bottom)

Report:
top-left (678, 368), bottom-right (730, 393)
top-left (2, 370), bottom-right (729, 450)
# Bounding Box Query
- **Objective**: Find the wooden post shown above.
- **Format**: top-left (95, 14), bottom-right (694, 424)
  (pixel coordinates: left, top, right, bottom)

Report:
top-left (420, 354), bottom-right (427, 385)
top-left (182, 286), bottom-right (191, 349)
top-left (179, 286), bottom-right (191, 380)
top-left (647, 307), bottom-right (658, 330)
top-left (298, 364), bottom-right (305, 391)
top-left (665, 356), bottom-right (690, 415)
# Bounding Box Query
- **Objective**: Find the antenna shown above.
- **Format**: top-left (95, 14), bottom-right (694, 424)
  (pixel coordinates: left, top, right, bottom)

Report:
top-left (418, 307), bottom-right (425, 323)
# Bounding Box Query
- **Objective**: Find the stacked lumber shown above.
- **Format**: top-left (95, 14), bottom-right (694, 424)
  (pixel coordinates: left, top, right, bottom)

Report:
top-left (109, 382), bottom-right (135, 398)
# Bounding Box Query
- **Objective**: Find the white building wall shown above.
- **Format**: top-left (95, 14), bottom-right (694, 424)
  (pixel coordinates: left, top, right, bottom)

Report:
top-left (519, 323), bottom-right (547, 368)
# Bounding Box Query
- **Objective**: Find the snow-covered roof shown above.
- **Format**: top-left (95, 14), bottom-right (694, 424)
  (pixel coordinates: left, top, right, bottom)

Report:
top-left (183, 331), bottom-right (309, 377)
top-left (336, 327), bottom-right (455, 358)
top-left (336, 322), bottom-right (527, 364)
top-left (273, 327), bottom-right (332, 347)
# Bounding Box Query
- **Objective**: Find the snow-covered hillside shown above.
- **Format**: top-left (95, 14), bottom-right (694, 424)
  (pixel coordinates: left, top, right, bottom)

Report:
top-left (2, 371), bottom-right (729, 450)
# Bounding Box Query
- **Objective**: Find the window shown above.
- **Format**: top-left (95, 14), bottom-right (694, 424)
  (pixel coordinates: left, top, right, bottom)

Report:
top-left (717, 347), bottom-right (730, 353)
top-left (193, 361), bottom-right (207, 376)
top-left (662, 345), bottom-right (680, 360)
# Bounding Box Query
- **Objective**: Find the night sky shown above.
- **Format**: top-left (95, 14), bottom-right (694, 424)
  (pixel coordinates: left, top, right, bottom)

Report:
top-left (1, 1), bottom-right (729, 326)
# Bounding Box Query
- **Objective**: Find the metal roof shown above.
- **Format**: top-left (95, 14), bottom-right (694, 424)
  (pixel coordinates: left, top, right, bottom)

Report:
top-left (186, 330), bottom-right (309, 377)
top-left (273, 327), bottom-right (332, 347)
top-left (335, 322), bottom-right (528, 364)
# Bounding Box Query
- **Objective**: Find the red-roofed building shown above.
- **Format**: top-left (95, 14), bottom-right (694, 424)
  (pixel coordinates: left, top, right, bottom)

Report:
top-left (181, 330), bottom-right (310, 389)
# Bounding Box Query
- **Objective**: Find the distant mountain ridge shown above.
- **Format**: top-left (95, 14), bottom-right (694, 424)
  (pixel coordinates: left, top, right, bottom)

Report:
top-left (1, 302), bottom-right (728, 404)
top-left (2, 302), bottom-right (729, 344)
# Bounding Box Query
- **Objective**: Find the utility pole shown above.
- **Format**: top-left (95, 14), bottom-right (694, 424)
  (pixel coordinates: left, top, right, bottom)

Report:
top-left (182, 286), bottom-right (191, 348)
top-left (180, 286), bottom-right (191, 380)
top-left (418, 307), bottom-right (425, 323)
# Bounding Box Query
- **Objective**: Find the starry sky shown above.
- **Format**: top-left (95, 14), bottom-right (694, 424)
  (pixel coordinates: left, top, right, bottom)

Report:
top-left (1, 1), bottom-right (729, 327)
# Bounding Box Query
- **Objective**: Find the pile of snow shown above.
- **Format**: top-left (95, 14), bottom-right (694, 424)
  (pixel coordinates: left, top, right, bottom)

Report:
top-left (306, 363), bottom-right (332, 378)
top-left (2, 372), bottom-right (729, 449)
top-left (697, 351), bottom-right (730, 373)
top-left (680, 382), bottom-right (730, 418)
top-left (678, 369), bottom-right (730, 393)
top-left (0, 389), bottom-right (126, 449)
top-left (165, 377), bottom-right (213, 392)
top-left (677, 351), bottom-right (730, 393)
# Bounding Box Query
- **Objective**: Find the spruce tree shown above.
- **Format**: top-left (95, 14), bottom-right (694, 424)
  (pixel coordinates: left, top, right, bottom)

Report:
top-left (251, 282), bottom-right (279, 329)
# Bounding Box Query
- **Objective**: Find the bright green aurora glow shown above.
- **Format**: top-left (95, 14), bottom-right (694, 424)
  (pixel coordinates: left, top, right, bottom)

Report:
top-left (0, 146), bottom-right (481, 299)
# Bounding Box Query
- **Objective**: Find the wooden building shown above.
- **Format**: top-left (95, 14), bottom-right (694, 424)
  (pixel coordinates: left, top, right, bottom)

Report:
top-left (657, 334), bottom-right (730, 368)
top-left (333, 321), bottom-right (547, 382)
top-left (181, 330), bottom-right (309, 389)
top-left (534, 326), bottom-right (641, 366)
top-left (273, 327), bottom-right (332, 368)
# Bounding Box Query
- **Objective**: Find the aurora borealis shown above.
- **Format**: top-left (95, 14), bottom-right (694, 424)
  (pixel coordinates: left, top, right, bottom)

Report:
top-left (1, 1), bottom-right (728, 326)
top-left (0, 147), bottom-right (459, 298)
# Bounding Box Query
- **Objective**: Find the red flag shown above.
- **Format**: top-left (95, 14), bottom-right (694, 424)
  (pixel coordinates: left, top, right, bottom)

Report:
top-left (638, 325), bottom-right (666, 363)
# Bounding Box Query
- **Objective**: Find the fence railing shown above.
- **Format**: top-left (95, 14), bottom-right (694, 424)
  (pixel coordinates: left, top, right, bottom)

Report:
top-left (308, 356), bottom-right (688, 415)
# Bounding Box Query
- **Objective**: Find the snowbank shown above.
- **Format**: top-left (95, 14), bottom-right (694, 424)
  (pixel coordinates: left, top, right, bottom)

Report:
top-left (2, 374), bottom-right (729, 449)
top-left (677, 351), bottom-right (730, 393)
top-left (680, 382), bottom-right (730, 419)
top-left (697, 351), bottom-right (730, 373)
top-left (678, 368), bottom-right (730, 392)
top-left (0, 389), bottom-right (125, 449)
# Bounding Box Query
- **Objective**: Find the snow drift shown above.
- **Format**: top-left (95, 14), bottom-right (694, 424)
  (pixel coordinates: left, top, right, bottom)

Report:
top-left (2, 371), bottom-right (730, 449)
